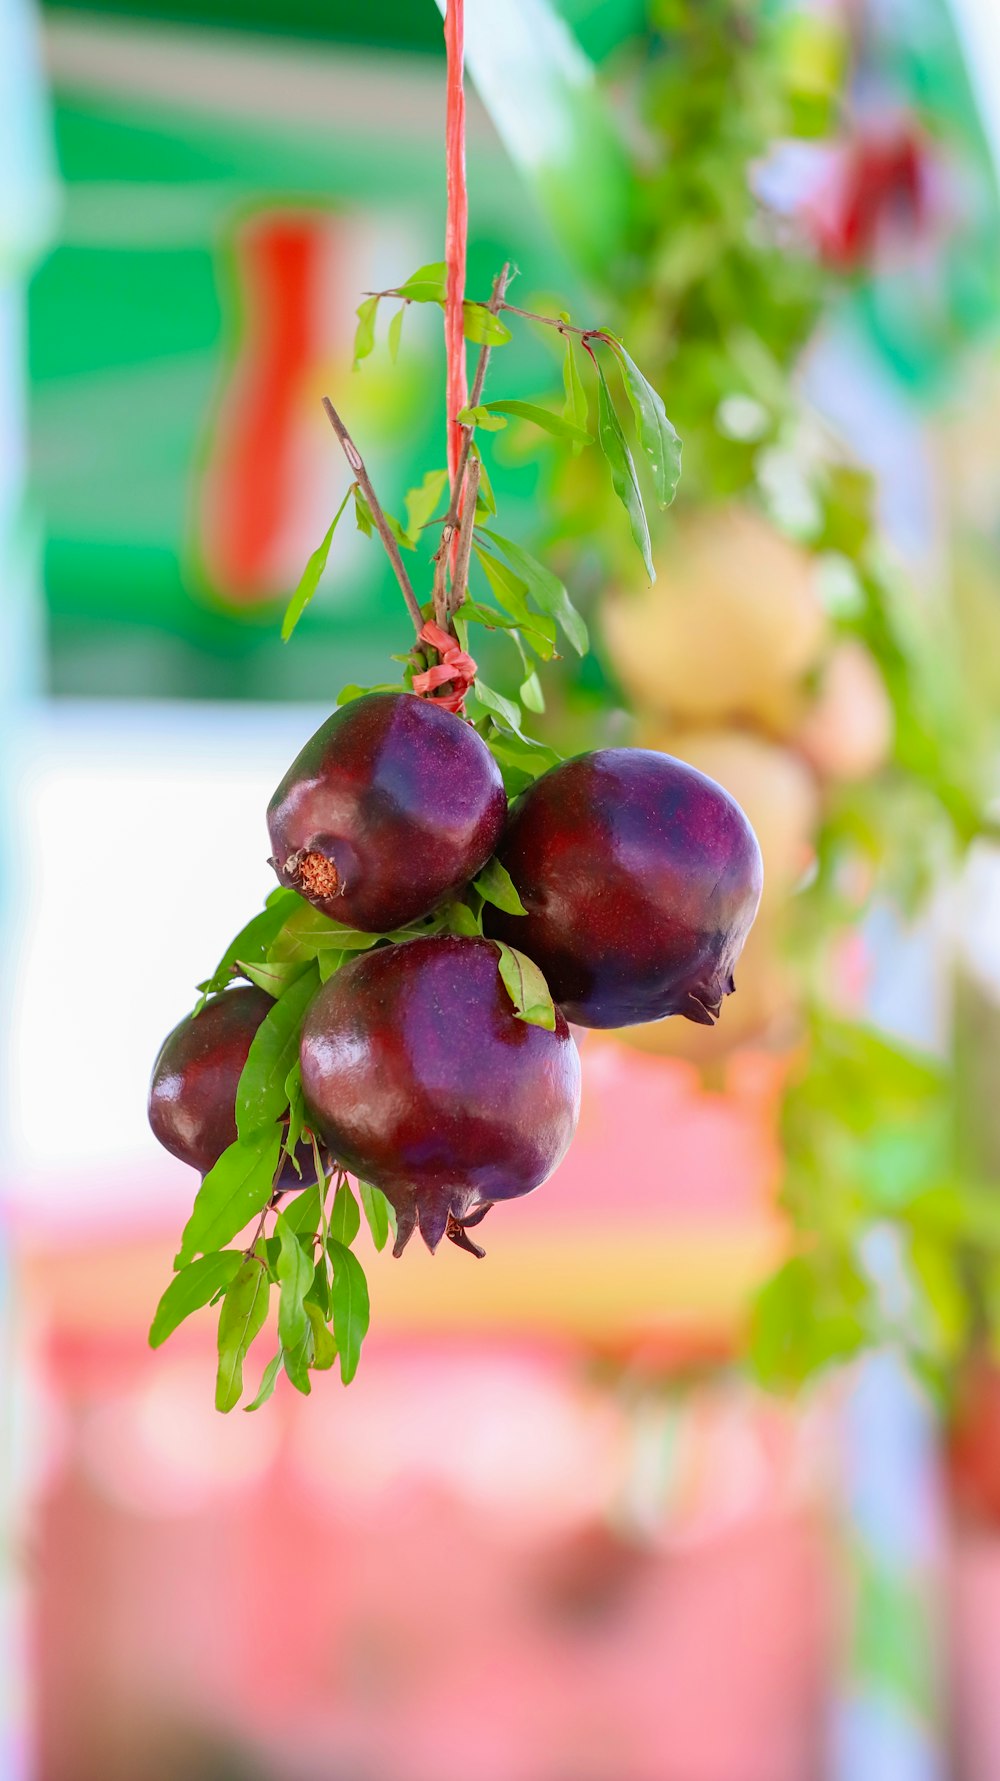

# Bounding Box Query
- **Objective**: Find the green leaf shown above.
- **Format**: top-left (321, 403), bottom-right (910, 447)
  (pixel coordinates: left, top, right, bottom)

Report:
top-left (353, 295), bottom-right (379, 368)
top-left (329, 1179), bottom-right (361, 1246)
top-left (604, 340), bottom-right (682, 509)
top-left (358, 1181), bottom-right (391, 1252)
top-left (149, 1250), bottom-right (243, 1349)
top-left (404, 468), bottom-right (449, 544)
top-left (387, 303), bottom-right (405, 364)
top-left (396, 261), bottom-right (447, 302)
top-left (215, 1259), bottom-right (270, 1413)
top-left (493, 941), bottom-right (557, 1030)
top-left (354, 487), bottom-right (373, 537)
top-left (280, 1182), bottom-right (322, 1238)
top-left (456, 404), bottom-right (508, 432)
top-left (474, 855), bottom-right (527, 916)
top-left (270, 905), bottom-right (381, 963)
top-left (327, 1239), bottom-right (371, 1384)
top-left (236, 957), bottom-right (308, 998)
top-left (317, 948), bottom-right (346, 983)
top-left (280, 485), bottom-right (353, 642)
top-left (470, 442), bottom-right (496, 516)
top-left (483, 400), bottom-right (590, 444)
top-left (463, 303), bottom-right (512, 345)
top-left (283, 1062), bottom-right (305, 1161)
top-left (176, 1127), bottom-right (283, 1266)
top-left (472, 678), bottom-right (522, 733)
top-left (470, 552), bottom-right (557, 658)
top-left (275, 1213), bottom-right (314, 1352)
top-left (281, 1325), bottom-right (313, 1396)
top-left (562, 335), bottom-right (589, 437)
top-left (444, 900), bottom-right (483, 937)
top-left (478, 529), bottom-right (588, 656)
top-left (235, 967), bottom-right (320, 1140)
top-left (335, 680), bottom-right (406, 707)
top-left (520, 670), bottom-right (545, 714)
top-left (305, 1301), bottom-right (338, 1370)
top-left (198, 895), bottom-right (300, 1003)
top-left (244, 1352), bottom-right (282, 1412)
top-left (593, 358), bottom-right (654, 581)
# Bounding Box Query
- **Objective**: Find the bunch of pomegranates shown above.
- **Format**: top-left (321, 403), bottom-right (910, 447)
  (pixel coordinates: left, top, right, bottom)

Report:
top-left (150, 688), bottom-right (763, 1261)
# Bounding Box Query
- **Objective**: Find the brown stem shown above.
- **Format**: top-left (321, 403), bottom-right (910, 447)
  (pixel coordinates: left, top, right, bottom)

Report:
top-left (448, 453), bottom-right (480, 618)
top-left (432, 262), bottom-right (510, 628)
top-left (321, 396), bottom-right (424, 637)
top-left (498, 302), bottom-right (613, 347)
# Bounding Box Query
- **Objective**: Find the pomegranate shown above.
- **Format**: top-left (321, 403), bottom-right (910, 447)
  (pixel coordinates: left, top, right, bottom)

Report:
top-left (483, 749), bottom-right (763, 1028)
top-left (268, 691), bottom-right (506, 932)
top-left (149, 985), bottom-right (319, 1188)
top-left (299, 936), bottom-right (581, 1255)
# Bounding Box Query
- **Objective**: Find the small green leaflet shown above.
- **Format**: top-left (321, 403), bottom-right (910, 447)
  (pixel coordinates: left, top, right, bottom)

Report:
top-left (236, 957), bottom-right (307, 997)
top-left (463, 303), bottom-right (511, 345)
top-left (354, 487), bottom-right (373, 536)
top-left (457, 404), bottom-right (507, 432)
top-left (474, 855), bottom-right (527, 916)
top-left (592, 358), bottom-right (654, 581)
top-left (477, 529), bottom-right (588, 656)
top-left (387, 304), bottom-right (405, 364)
top-left (198, 894), bottom-right (299, 1003)
top-left (216, 1259), bottom-right (270, 1413)
top-left (329, 1179), bottom-right (361, 1245)
top-left (562, 336), bottom-right (589, 437)
top-left (605, 340), bottom-right (682, 509)
top-left (244, 1353), bottom-right (283, 1412)
top-left (336, 681), bottom-right (406, 706)
top-left (482, 401), bottom-right (590, 445)
top-left (404, 468), bottom-right (449, 543)
top-left (318, 948), bottom-right (346, 983)
top-left (358, 1181), bottom-right (391, 1252)
top-left (353, 295), bottom-right (379, 367)
top-left (327, 1239), bottom-right (371, 1384)
top-left (472, 679), bottom-right (523, 733)
top-left (234, 966), bottom-right (320, 1140)
top-left (306, 1302), bottom-right (338, 1370)
top-left (470, 442), bottom-right (496, 515)
top-left (281, 485), bottom-right (353, 642)
top-left (176, 1127), bottom-right (282, 1266)
top-left (494, 942), bottom-right (557, 1030)
top-left (276, 1214), bottom-right (314, 1352)
top-left (472, 548), bottom-right (556, 659)
top-left (279, 1182), bottom-right (321, 1237)
top-left (149, 1250), bottom-right (243, 1349)
top-left (396, 261), bottom-right (447, 302)
top-left (520, 670), bottom-right (545, 714)
top-left (284, 1062), bottom-right (305, 1160)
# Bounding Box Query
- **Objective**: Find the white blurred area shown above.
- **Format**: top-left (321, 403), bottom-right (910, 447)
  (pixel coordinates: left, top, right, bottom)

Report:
top-left (5, 700), bottom-right (325, 1232)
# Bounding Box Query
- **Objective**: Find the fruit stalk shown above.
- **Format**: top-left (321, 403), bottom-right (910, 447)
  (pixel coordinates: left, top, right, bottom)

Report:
top-left (320, 396), bottom-right (423, 636)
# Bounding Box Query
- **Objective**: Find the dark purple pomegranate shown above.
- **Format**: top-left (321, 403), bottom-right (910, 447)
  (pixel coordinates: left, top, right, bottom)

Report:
top-left (267, 692), bottom-right (506, 932)
top-left (149, 985), bottom-right (319, 1189)
top-left (299, 936), bottom-right (581, 1255)
top-left (483, 748), bottom-right (763, 1029)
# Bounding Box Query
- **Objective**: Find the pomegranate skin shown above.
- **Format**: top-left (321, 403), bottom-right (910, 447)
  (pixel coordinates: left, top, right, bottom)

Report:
top-left (149, 985), bottom-right (320, 1190)
top-left (483, 749), bottom-right (763, 1029)
top-left (267, 692), bottom-right (507, 932)
top-left (299, 936), bottom-right (581, 1254)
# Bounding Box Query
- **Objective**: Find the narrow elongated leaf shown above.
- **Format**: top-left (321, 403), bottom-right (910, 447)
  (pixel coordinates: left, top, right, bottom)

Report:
top-left (283, 1062), bottom-right (305, 1160)
top-left (281, 1324), bottom-right (313, 1396)
top-left (177, 1128), bottom-right (282, 1265)
top-left (235, 968), bottom-right (320, 1140)
top-left (150, 1250), bottom-right (243, 1349)
top-left (198, 895), bottom-right (299, 1002)
top-left (281, 485), bottom-right (353, 641)
top-left (336, 681), bottom-right (406, 706)
top-left (270, 905), bottom-right (380, 962)
top-left (472, 679), bottom-right (522, 733)
top-left (305, 1302), bottom-right (338, 1370)
top-left (236, 957), bottom-right (308, 998)
top-left (605, 341), bottom-right (682, 508)
top-left (216, 1259), bottom-right (270, 1413)
top-left (318, 949), bottom-right (346, 983)
top-left (244, 1352), bottom-right (282, 1412)
top-left (520, 670), bottom-right (545, 714)
top-left (327, 1239), bottom-right (371, 1384)
top-left (494, 942), bottom-right (557, 1030)
top-left (280, 1182), bottom-right (321, 1238)
top-left (387, 304), bottom-right (405, 363)
top-left (329, 1180), bottom-right (361, 1246)
top-left (483, 400), bottom-right (590, 444)
top-left (353, 295), bottom-right (379, 367)
top-left (396, 261), bottom-right (447, 302)
top-left (358, 1181), bottom-right (391, 1252)
top-left (470, 550), bottom-right (557, 658)
top-left (276, 1214), bottom-right (314, 1352)
top-left (470, 442), bottom-right (496, 516)
top-left (404, 468), bottom-right (449, 543)
top-left (463, 303), bottom-right (511, 345)
top-left (562, 336), bottom-right (589, 435)
top-left (593, 359), bottom-right (654, 581)
top-left (478, 529), bottom-right (588, 656)
top-left (475, 856), bottom-right (527, 916)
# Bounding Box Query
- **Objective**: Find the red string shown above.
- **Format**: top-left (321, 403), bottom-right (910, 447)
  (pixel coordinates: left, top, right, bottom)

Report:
top-left (444, 0), bottom-right (468, 491)
top-left (412, 620), bottom-right (478, 713)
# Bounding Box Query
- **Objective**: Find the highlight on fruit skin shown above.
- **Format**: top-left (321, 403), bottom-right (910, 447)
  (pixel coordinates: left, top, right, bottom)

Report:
top-left (148, 985), bottom-right (322, 1189)
top-left (299, 935), bottom-right (582, 1257)
top-left (267, 691), bottom-right (507, 934)
top-left (601, 503), bottom-right (827, 735)
top-left (483, 748), bottom-right (764, 1030)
